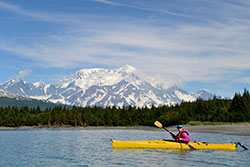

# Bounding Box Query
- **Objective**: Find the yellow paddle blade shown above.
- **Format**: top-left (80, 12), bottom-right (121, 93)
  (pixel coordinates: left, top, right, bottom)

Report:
top-left (154, 121), bottom-right (163, 128)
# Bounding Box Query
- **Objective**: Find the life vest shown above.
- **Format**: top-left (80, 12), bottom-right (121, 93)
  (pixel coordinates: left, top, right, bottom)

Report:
top-left (176, 130), bottom-right (189, 141)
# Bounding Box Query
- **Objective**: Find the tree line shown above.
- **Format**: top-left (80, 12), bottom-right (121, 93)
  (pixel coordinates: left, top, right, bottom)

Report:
top-left (0, 89), bottom-right (250, 127)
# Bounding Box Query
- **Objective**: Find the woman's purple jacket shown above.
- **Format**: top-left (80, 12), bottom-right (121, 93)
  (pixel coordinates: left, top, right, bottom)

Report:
top-left (177, 130), bottom-right (190, 142)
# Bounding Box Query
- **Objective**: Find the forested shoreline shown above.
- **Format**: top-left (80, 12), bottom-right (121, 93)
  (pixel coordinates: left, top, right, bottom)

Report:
top-left (0, 89), bottom-right (249, 127)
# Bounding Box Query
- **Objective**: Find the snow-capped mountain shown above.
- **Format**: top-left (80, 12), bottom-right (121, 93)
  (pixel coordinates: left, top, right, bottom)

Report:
top-left (0, 65), bottom-right (215, 108)
top-left (192, 90), bottom-right (215, 100)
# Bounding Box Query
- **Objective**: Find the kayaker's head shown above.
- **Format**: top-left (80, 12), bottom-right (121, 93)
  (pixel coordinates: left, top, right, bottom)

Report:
top-left (177, 125), bottom-right (183, 131)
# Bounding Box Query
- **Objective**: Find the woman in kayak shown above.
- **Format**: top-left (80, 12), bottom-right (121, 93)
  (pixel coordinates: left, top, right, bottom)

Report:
top-left (169, 125), bottom-right (190, 143)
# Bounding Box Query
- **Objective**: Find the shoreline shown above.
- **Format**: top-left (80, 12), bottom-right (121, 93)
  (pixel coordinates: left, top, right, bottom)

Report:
top-left (0, 124), bottom-right (250, 136)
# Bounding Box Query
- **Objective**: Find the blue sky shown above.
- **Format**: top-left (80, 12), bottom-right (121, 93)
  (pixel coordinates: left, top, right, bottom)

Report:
top-left (0, 0), bottom-right (250, 97)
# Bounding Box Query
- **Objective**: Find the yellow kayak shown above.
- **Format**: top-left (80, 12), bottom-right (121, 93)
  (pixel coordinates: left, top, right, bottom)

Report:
top-left (112, 140), bottom-right (237, 150)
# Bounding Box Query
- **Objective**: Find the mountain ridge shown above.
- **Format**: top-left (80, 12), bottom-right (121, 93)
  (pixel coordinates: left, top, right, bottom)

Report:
top-left (0, 89), bottom-right (64, 110)
top-left (0, 65), bottom-right (217, 108)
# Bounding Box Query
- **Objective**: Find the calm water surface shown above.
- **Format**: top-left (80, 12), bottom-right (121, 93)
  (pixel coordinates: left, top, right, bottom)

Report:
top-left (0, 129), bottom-right (249, 167)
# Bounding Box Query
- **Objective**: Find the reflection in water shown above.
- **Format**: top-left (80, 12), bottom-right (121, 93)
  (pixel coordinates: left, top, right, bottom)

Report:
top-left (113, 148), bottom-right (191, 154)
top-left (112, 148), bottom-right (192, 167)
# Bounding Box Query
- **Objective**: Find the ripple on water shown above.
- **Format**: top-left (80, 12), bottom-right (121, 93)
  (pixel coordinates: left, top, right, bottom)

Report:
top-left (0, 129), bottom-right (249, 167)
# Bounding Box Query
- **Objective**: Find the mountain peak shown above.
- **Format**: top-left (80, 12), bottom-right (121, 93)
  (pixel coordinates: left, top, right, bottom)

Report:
top-left (62, 65), bottom-right (140, 89)
top-left (76, 67), bottom-right (107, 76)
top-left (34, 81), bottom-right (46, 87)
top-left (192, 89), bottom-right (214, 100)
top-left (117, 64), bottom-right (137, 73)
top-left (196, 89), bottom-right (210, 93)
top-left (3, 79), bottom-right (27, 86)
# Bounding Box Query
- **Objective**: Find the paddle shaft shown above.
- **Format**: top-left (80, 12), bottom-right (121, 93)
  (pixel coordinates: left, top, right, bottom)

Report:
top-left (162, 127), bottom-right (179, 141)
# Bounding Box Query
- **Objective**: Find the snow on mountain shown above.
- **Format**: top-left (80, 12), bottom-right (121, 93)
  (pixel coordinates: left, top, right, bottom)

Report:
top-left (0, 65), bottom-right (218, 108)
top-left (0, 89), bottom-right (39, 102)
top-left (59, 65), bottom-right (144, 91)
top-left (0, 89), bottom-right (19, 98)
top-left (192, 90), bottom-right (215, 100)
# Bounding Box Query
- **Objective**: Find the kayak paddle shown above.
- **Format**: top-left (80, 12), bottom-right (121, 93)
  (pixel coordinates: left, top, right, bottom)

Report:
top-left (154, 121), bottom-right (179, 141)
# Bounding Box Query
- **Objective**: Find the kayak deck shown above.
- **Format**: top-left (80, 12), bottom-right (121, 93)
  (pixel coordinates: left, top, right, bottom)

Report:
top-left (112, 140), bottom-right (237, 151)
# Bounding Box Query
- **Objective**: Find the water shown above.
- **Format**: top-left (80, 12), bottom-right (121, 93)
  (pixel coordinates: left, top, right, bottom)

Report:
top-left (0, 129), bottom-right (249, 167)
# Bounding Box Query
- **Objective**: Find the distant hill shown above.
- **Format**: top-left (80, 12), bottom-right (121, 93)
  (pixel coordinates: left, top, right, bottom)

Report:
top-left (0, 90), bottom-right (68, 110)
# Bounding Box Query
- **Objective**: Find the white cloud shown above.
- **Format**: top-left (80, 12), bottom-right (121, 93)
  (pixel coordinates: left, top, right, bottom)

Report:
top-left (0, 1), bottom-right (51, 21)
top-left (0, 1), bottom-right (86, 24)
top-left (238, 77), bottom-right (250, 84)
top-left (93, 0), bottom-right (120, 6)
top-left (1, 20), bottom-right (250, 83)
top-left (93, 0), bottom-right (191, 18)
top-left (15, 70), bottom-right (32, 81)
top-left (0, 0), bottom-right (250, 87)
